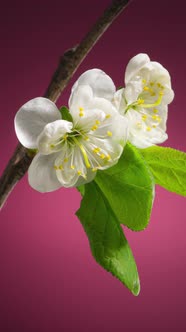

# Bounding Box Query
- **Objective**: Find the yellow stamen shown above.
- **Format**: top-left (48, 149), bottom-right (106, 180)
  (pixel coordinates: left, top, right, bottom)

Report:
top-left (95, 120), bottom-right (100, 125)
top-left (142, 79), bottom-right (146, 84)
top-left (100, 153), bottom-right (106, 159)
top-left (107, 131), bottom-right (112, 137)
top-left (150, 82), bottom-right (154, 86)
top-left (146, 126), bottom-right (152, 131)
top-left (153, 109), bottom-right (158, 114)
top-left (140, 92), bottom-right (163, 109)
top-left (143, 86), bottom-right (149, 91)
top-left (70, 165), bottom-right (75, 169)
top-left (142, 114), bottom-right (147, 121)
top-left (79, 112), bottom-right (84, 117)
top-left (152, 115), bottom-right (161, 122)
top-left (77, 170), bottom-right (82, 175)
top-left (92, 168), bottom-right (97, 172)
top-left (50, 144), bottom-right (55, 148)
top-left (106, 155), bottom-right (111, 161)
top-left (91, 125), bottom-right (98, 131)
top-left (54, 165), bottom-right (58, 170)
top-left (73, 137), bottom-right (91, 168)
top-left (149, 88), bottom-right (156, 96)
top-left (79, 107), bottom-right (84, 111)
top-left (106, 114), bottom-right (111, 119)
top-left (137, 98), bottom-right (145, 105)
top-left (59, 165), bottom-right (63, 170)
top-left (64, 158), bottom-right (68, 162)
top-left (93, 147), bottom-right (100, 154)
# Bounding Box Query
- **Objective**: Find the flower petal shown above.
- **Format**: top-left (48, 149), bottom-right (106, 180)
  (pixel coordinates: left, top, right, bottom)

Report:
top-left (74, 108), bottom-right (105, 132)
top-left (125, 53), bottom-right (150, 85)
top-left (37, 120), bottom-right (73, 154)
top-left (69, 69), bottom-right (116, 103)
top-left (83, 136), bottom-right (123, 170)
top-left (15, 97), bottom-right (61, 149)
top-left (113, 89), bottom-right (127, 114)
top-left (125, 108), bottom-right (168, 148)
top-left (94, 112), bottom-right (128, 145)
top-left (144, 61), bottom-right (174, 105)
top-left (28, 153), bottom-right (61, 193)
top-left (72, 98), bottom-right (118, 132)
top-left (69, 85), bottom-right (93, 110)
top-left (124, 79), bottom-right (143, 105)
top-left (55, 145), bottom-right (96, 187)
top-left (89, 97), bottom-right (118, 116)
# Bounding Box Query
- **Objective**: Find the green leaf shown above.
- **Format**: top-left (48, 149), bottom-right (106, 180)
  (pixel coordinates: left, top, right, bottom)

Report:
top-left (77, 184), bottom-right (85, 196)
top-left (94, 143), bottom-right (154, 231)
top-left (59, 106), bottom-right (73, 122)
top-left (76, 181), bottom-right (140, 296)
top-left (140, 146), bottom-right (186, 196)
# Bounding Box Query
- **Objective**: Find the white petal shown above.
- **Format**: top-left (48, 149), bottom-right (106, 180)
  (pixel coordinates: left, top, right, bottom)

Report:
top-left (84, 136), bottom-right (123, 170)
top-left (125, 54), bottom-right (150, 85)
top-left (70, 69), bottom-right (116, 102)
top-left (28, 153), bottom-right (61, 193)
top-left (113, 89), bottom-right (127, 114)
top-left (75, 108), bottom-right (105, 132)
top-left (146, 62), bottom-right (174, 105)
top-left (124, 79), bottom-right (143, 105)
top-left (69, 85), bottom-right (93, 110)
top-left (89, 97), bottom-right (118, 116)
top-left (55, 145), bottom-right (96, 187)
top-left (15, 97), bottom-right (61, 149)
top-left (73, 98), bottom-right (118, 131)
top-left (125, 109), bottom-right (168, 148)
top-left (37, 120), bottom-right (73, 154)
top-left (94, 112), bottom-right (128, 146)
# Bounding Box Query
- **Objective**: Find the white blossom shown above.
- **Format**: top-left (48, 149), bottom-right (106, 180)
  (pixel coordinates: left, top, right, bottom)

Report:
top-left (114, 53), bottom-right (174, 148)
top-left (15, 69), bottom-right (128, 192)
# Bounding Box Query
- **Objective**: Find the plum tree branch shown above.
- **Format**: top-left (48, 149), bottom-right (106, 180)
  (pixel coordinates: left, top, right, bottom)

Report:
top-left (0, 0), bottom-right (131, 209)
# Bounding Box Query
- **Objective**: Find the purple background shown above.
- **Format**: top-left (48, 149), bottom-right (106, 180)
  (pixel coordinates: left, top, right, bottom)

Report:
top-left (0, 0), bottom-right (186, 331)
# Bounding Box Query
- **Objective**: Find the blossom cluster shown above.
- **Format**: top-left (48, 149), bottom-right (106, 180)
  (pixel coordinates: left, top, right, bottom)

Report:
top-left (14, 54), bottom-right (174, 192)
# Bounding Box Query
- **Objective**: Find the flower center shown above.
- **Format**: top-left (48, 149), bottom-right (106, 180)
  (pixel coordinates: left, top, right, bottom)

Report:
top-left (50, 127), bottom-right (91, 169)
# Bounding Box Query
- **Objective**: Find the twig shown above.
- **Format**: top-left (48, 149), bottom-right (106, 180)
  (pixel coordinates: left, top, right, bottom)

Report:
top-left (0, 0), bottom-right (131, 209)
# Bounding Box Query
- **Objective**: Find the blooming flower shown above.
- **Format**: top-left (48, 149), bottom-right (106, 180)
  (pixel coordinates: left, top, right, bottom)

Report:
top-left (114, 53), bottom-right (174, 148)
top-left (15, 69), bottom-right (128, 192)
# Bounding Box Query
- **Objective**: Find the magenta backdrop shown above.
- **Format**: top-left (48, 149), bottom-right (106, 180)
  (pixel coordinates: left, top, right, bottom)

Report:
top-left (0, 1), bottom-right (186, 331)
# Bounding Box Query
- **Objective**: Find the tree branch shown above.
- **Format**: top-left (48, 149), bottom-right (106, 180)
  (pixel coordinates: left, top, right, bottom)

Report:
top-left (0, 0), bottom-right (131, 209)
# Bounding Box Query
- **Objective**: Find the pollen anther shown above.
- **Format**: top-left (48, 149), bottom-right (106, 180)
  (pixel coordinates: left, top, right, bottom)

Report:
top-left (91, 125), bottom-right (98, 131)
top-left (138, 98), bottom-right (144, 105)
top-left (107, 131), bottom-right (112, 137)
top-left (93, 147), bottom-right (100, 154)
top-left (142, 114), bottom-right (147, 121)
